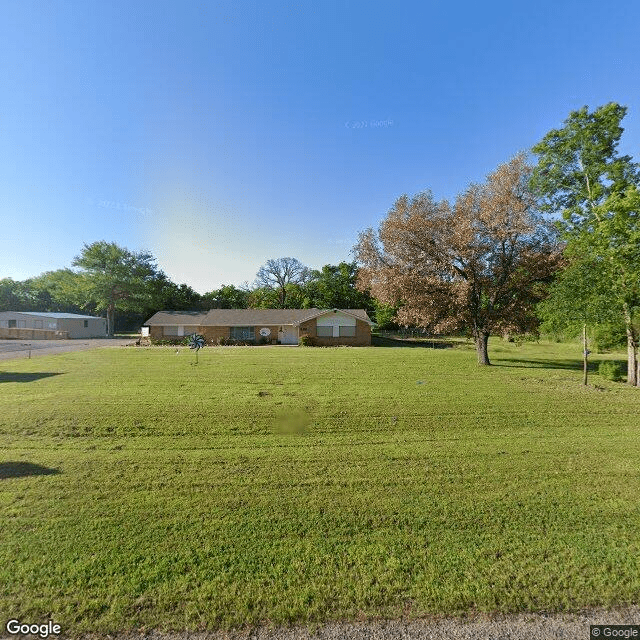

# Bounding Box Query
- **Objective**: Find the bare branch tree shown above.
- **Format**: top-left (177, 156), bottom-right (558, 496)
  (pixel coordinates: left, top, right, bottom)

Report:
top-left (254, 258), bottom-right (312, 308)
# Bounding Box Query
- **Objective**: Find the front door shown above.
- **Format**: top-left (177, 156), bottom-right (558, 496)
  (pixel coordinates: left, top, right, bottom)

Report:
top-left (279, 326), bottom-right (298, 344)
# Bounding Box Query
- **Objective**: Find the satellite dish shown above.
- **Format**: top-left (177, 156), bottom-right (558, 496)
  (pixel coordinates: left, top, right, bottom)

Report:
top-left (259, 327), bottom-right (271, 337)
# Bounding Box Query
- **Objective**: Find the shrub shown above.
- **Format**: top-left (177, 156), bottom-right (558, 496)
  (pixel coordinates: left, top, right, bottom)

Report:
top-left (216, 337), bottom-right (229, 346)
top-left (513, 332), bottom-right (539, 346)
top-left (258, 336), bottom-right (270, 345)
top-left (598, 361), bottom-right (623, 382)
top-left (298, 335), bottom-right (315, 346)
top-left (150, 337), bottom-right (189, 346)
top-left (592, 322), bottom-right (627, 353)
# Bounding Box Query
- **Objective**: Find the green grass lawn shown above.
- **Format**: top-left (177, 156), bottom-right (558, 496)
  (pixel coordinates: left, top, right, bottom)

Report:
top-left (1, 340), bottom-right (639, 634)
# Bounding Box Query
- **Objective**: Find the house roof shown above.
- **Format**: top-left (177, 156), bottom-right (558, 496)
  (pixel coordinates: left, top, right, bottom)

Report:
top-left (0, 311), bottom-right (104, 320)
top-left (143, 310), bottom-right (209, 325)
top-left (201, 308), bottom-right (373, 326)
top-left (144, 308), bottom-right (373, 326)
top-left (295, 308), bottom-right (374, 325)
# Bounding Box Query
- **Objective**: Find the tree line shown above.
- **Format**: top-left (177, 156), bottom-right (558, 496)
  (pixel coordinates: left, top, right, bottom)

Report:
top-left (0, 251), bottom-right (385, 336)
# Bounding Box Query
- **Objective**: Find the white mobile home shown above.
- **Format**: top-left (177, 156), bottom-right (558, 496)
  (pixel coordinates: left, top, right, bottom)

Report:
top-left (0, 312), bottom-right (107, 339)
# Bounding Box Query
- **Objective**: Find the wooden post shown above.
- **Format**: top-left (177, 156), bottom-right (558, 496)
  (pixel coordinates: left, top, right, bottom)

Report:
top-left (582, 324), bottom-right (588, 386)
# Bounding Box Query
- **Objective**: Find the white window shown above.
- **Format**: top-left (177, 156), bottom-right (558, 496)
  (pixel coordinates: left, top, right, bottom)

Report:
top-left (34, 320), bottom-right (43, 329)
top-left (48, 322), bottom-right (57, 329)
top-left (339, 325), bottom-right (356, 337)
top-left (164, 325), bottom-right (179, 336)
top-left (316, 326), bottom-right (333, 337)
top-left (18, 320), bottom-right (26, 328)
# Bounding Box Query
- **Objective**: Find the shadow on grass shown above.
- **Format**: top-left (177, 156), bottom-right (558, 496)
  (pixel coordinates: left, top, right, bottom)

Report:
top-left (492, 358), bottom-right (626, 373)
top-left (0, 372), bottom-right (64, 383)
top-left (372, 336), bottom-right (454, 349)
top-left (0, 461), bottom-right (61, 479)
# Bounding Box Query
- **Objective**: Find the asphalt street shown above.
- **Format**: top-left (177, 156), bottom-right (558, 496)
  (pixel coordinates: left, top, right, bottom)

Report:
top-left (0, 338), bottom-right (135, 361)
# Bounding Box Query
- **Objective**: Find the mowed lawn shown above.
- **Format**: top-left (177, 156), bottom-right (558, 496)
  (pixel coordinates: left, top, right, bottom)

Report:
top-left (1, 341), bottom-right (639, 634)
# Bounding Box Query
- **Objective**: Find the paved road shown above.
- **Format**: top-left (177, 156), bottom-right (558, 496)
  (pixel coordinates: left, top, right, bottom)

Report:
top-left (0, 338), bottom-right (135, 361)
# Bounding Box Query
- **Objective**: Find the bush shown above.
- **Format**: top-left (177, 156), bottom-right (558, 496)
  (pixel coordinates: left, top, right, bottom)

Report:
top-left (298, 335), bottom-right (315, 346)
top-left (592, 322), bottom-right (627, 353)
top-left (150, 337), bottom-right (190, 346)
top-left (598, 361), bottom-right (623, 382)
top-left (513, 333), bottom-right (539, 346)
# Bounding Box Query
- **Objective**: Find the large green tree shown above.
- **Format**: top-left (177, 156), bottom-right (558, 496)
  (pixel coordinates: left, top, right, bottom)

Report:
top-left (72, 241), bottom-right (159, 336)
top-left (201, 284), bottom-right (250, 309)
top-left (304, 261), bottom-right (375, 312)
top-left (27, 269), bottom-right (89, 313)
top-left (531, 103), bottom-right (640, 385)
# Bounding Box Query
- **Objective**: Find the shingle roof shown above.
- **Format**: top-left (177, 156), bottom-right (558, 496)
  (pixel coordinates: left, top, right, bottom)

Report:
top-left (143, 310), bottom-right (209, 325)
top-left (201, 308), bottom-right (373, 326)
top-left (144, 308), bottom-right (373, 326)
top-left (1, 311), bottom-right (104, 320)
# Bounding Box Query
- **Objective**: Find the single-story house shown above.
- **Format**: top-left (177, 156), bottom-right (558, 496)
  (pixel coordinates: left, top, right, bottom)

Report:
top-left (143, 308), bottom-right (374, 346)
top-left (0, 311), bottom-right (107, 339)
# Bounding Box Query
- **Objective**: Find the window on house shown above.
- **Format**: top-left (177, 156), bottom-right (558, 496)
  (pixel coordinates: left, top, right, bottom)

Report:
top-left (339, 325), bottom-right (356, 337)
top-left (230, 326), bottom-right (255, 341)
top-left (84, 320), bottom-right (88, 328)
top-left (0, 320), bottom-right (7, 328)
top-left (34, 320), bottom-right (43, 329)
top-left (164, 325), bottom-right (179, 336)
top-left (18, 320), bottom-right (26, 328)
top-left (48, 322), bottom-right (57, 329)
top-left (8, 319), bottom-right (16, 328)
top-left (316, 326), bottom-right (333, 337)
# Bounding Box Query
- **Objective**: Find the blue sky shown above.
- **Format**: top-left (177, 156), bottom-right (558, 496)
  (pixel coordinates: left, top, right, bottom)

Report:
top-left (1, 0), bottom-right (639, 293)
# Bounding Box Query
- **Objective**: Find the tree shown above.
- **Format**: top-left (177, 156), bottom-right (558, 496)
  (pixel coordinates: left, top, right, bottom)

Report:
top-left (201, 284), bottom-right (250, 309)
top-left (538, 257), bottom-right (619, 384)
top-left (72, 241), bottom-right (159, 336)
top-left (531, 103), bottom-right (640, 385)
top-left (0, 278), bottom-right (32, 311)
top-left (247, 283), bottom-right (306, 309)
top-left (355, 153), bottom-right (562, 365)
top-left (27, 269), bottom-right (90, 313)
top-left (149, 274), bottom-right (202, 311)
top-left (304, 261), bottom-right (375, 311)
top-left (254, 258), bottom-right (312, 308)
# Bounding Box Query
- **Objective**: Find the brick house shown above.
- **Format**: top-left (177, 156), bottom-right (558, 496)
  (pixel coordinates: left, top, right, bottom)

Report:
top-left (143, 308), bottom-right (373, 346)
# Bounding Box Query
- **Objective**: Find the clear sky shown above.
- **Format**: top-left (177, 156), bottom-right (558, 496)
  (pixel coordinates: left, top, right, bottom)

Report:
top-left (1, 0), bottom-right (639, 293)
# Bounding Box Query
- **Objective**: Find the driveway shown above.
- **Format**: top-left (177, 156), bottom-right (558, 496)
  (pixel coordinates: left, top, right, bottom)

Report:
top-left (0, 338), bottom-right (135, 361)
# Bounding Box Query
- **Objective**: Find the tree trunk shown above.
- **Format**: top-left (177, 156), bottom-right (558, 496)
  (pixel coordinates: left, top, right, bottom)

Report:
top-left (475, 332), bottom-right (491, 366)
top-left (624, 304), bottom-right (638, 386)
top-left (627, 327), bottom-right (638, 386)
top-left (582, 323), bottom-right (589, 386)
top-left (107, 304), bottom-right (115, 337)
